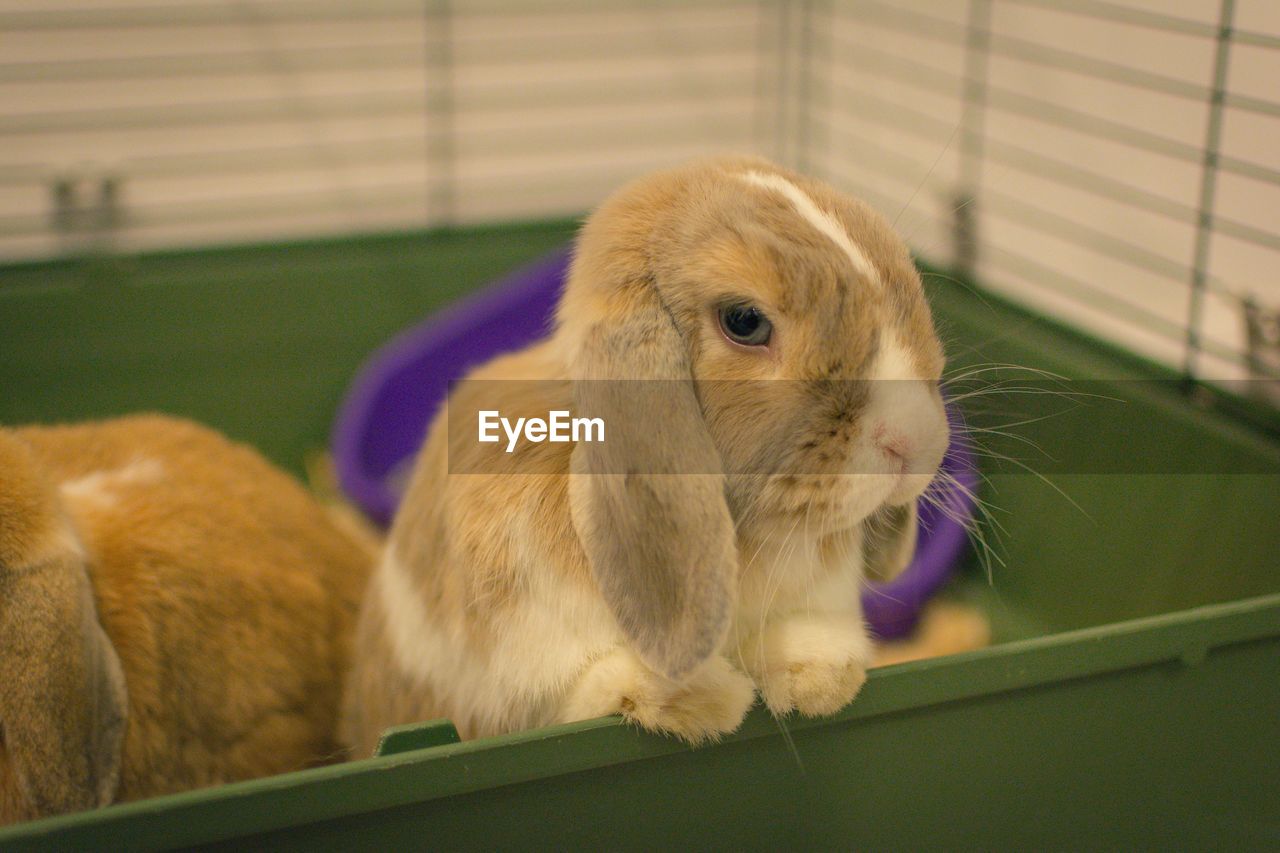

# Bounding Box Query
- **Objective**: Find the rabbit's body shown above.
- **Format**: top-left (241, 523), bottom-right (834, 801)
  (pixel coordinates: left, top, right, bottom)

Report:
top-left (346, 374), bottom-right (872, 748)
top-left (0, 415), bottom-right (374, 824)
top-left (344, 344), bottom-right (619, 745)
top-left (345, 156), bottom-right (948, 752)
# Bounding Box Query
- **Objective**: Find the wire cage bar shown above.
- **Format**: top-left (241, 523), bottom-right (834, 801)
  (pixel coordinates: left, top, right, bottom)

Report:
top-left (814, 0), bottom-right (1280, 389)
top-left (0, 0), bottom-right (1277, 393)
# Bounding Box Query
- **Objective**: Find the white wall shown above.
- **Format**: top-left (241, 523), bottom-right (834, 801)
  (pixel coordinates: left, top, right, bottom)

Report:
top-left (1, 0), bottom-right (1276, 382)
top-left (816, 0), bottom-right (1280, 382)
top-left (0, 1), bottom-right (768, 258)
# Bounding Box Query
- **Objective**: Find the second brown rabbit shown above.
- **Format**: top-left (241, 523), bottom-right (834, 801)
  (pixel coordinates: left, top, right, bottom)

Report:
top-left (0, 414), bottom-right (375, 826)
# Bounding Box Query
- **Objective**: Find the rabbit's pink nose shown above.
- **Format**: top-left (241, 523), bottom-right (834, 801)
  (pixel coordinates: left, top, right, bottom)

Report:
top-left (873, 424), bottom-right (911, 462)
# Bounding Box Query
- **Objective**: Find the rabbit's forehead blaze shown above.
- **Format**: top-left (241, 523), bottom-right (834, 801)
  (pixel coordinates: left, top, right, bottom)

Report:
top-left (737, 170), bottom-right (881, 289)
top-left (722, 169), bottom-right (942, 377)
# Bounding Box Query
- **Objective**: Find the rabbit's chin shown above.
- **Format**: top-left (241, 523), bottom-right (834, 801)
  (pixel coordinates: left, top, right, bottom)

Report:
top-left (836, 478), bottom-right (933, 536)
top-left (734, 469), bottom-right (926, 538)
top-left (884, 470), bottom-right (938, 507)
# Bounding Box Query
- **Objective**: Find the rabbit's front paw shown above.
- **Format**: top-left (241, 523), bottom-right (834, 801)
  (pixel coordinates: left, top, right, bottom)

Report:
top-left (744, 615), bottom-right (872, 718)
top-left (560, 648), bottom-right (755, 744)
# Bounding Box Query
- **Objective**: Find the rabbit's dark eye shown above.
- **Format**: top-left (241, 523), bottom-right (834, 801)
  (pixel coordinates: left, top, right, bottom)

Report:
top-left (718, 304), bottom-right (772, 347)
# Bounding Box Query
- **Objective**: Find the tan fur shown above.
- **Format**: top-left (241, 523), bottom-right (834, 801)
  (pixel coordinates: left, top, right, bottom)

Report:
top-left (346, 155), bottom-right (945, 749)
top-left (0, 415), bottom-right (374, 825)
top-left (397, 345), bottom-right (583, 647)
top-left (342, 613), bottom-right (442, 758)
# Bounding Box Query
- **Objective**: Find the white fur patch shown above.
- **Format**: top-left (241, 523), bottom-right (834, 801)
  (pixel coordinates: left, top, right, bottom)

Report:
top-left (733, 533), bottom-right (871, 714)
top-left (869, 329), bottom-right (945, 457)
top-left (375, 543), bottom-right (621, 738)
top-left (740, 170), bottom-right (880, 287)
top-left (867, 329), bottom-right (949, 503)
top-left (735, 531), bottom-right (863, 636)
top-left (373, 548), bottom-right (439, 688)
top-left (870, 328), bottom-right (918, 382)
top-left (745, 612), bottom-right (874, 673)
top-left (869, 329), bottom-right (945, 442)
top-left (60, 459), bottom-right (165, 508)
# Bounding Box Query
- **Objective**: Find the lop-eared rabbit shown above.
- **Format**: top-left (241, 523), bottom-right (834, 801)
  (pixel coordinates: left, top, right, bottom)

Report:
top-left (345, 156), bottom-right (949, 752)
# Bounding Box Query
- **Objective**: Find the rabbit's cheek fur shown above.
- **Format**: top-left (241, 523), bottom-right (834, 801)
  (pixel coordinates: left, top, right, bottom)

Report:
top-left (748, 333), bottom-right (946, 532)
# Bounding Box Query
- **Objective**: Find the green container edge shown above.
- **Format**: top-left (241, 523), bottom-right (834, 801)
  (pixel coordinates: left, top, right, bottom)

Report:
top-left (1, 221), bottom-right (1277, 848)
top-left (1, 591), bottom-right (1275, 851)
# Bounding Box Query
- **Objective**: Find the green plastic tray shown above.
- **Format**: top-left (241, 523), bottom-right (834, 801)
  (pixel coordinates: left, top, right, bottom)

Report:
top-left (1, 225), bottom-right (1276, 850)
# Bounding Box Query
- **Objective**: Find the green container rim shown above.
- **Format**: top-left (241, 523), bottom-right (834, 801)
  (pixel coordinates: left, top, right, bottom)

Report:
top-left (2, 590), bottom-right (1275, 851)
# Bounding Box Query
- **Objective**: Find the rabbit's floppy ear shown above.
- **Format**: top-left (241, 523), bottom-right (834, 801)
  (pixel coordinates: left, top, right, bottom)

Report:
top-left (861, 502), bottom-right (919, 584)
top-left (0, 434), bottom-right (127, 819)
top-left (568, 281), bottom-right (736, 682)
